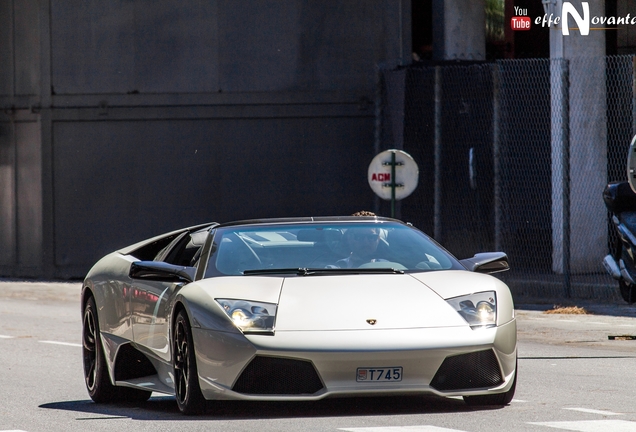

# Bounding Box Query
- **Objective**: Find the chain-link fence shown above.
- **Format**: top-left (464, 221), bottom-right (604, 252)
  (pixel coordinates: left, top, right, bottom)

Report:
top-left (377, 56), bottom-right (636, 301)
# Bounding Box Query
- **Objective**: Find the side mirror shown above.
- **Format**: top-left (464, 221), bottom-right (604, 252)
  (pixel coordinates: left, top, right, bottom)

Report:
top-left (460, 252), bottom-right (509, 274)
top-left (129, 261), bottom-right (196, 283)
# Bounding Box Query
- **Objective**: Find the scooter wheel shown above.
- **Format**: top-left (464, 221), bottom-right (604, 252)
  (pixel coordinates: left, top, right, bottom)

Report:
top-left (619, 280), bottom-right (636, 304)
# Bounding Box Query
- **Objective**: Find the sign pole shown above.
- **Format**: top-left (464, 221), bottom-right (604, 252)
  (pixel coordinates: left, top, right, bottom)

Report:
top-left (368, 149), bottom-right (419, 217)
top-left (390, 151), bottom-right (396, 218)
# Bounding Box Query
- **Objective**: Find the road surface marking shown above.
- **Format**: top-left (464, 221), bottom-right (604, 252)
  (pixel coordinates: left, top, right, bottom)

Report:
top-left (0, 335), bottom-right (14, 339)
top-left (39, 340), bottom-right (82, 347)
top-left (564, 407), bottom-right (623, 416)
top-left (339, 426), bottom-right (468, 432)
top-left (530, 419), bottom-right (636, 431)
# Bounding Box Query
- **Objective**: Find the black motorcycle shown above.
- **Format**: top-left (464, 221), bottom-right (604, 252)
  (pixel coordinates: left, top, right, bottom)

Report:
top-left (603, 180), bottom-right (636, 303)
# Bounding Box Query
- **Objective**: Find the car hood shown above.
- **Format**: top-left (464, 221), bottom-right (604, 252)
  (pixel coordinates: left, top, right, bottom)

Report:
top-left (275, 273), bottom-right (467, 331)
top-left (408, 270), bottom-right (499, 299)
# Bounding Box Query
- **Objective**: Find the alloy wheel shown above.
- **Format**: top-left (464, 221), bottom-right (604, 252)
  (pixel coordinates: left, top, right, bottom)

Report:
top-left (174, 318), bottom-right (189, 404)
top-left (83, 305), bottom-right (97, 391)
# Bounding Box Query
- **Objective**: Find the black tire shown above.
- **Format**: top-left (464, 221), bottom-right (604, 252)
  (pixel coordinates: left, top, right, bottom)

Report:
top-left (619, 280), bottom-right (636, 304)
top-left (614, 239), bottom-right (636, 304)
top-left (83, 295), bottom-right (119, 402)
top-left (83, 295), bottom-right (152, 403)
top-left (173, 310), bottom-right (207, 415)
top-left (463, 359), bottom-right (517, 407)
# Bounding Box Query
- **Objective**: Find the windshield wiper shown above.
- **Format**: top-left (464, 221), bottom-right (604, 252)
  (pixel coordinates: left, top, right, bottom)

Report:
top-left (242, 267), bottom-right (404, 276)
top-left (243, 268), bottom-right (310, 275)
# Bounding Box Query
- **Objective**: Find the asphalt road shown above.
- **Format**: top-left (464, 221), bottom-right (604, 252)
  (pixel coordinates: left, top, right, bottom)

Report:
top-left (1, 281), bottom-right (636, 432)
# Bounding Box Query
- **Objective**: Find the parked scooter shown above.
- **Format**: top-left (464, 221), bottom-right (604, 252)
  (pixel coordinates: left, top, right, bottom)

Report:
top-left (603, 135), bottom-right (636, 303)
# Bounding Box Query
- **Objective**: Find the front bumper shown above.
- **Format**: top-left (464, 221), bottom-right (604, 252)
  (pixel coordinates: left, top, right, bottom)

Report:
top-left (192, 318), bottom-right (517, 401)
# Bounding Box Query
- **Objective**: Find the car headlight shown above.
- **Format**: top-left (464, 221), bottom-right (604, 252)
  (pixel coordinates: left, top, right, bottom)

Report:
top-left (446, 291), bottom-right (497, 329)
top-left (215, 299), bottom-right (277, 334)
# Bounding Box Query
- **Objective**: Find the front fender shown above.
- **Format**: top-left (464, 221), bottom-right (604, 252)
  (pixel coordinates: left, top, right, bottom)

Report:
top-left (174, 283), bottom-right (243, 333)
top-left (173, 277), bottom-right (284, 333)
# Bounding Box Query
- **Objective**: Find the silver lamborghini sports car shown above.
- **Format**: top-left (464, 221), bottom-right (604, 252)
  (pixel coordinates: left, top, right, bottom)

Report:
top-left (81, 216), bottom-right (516, 415)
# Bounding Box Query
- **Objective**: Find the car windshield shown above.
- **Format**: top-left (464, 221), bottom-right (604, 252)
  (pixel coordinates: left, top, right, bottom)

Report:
top-left (204, 221), bottom-right (462, 277)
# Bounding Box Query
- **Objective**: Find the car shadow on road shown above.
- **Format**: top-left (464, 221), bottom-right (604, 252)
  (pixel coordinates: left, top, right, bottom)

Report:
top-left (40, 394), bottom-right (502, 421)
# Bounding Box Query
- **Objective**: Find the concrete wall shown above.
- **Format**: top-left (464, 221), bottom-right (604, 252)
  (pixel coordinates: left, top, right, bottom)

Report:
top-left (433, 0), bottom-right (486, 60)
top-left (546, 0), bottom-right (608, 274)
top-left (0, 0), bottom-right (43, 277)
top-left (49, 1), bottom-right (406, 95)
top-left (617, 0), bottom-right (636, 54)
top-left (0, 0), bottom-right (411, 278)
top-left (0, 111), bottom-right (42, 277)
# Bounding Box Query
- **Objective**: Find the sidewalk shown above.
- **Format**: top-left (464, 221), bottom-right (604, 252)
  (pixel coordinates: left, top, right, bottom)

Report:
top-left (500, 272), bottom-right (623, 303)
top-left (0, 279), bottom-right (82, 303)
top-left (514, 298), bottom-right (636, 318)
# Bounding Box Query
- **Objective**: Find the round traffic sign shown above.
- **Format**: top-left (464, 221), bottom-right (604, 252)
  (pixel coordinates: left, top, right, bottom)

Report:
top-left (368, 149), bottom-right (419, 200)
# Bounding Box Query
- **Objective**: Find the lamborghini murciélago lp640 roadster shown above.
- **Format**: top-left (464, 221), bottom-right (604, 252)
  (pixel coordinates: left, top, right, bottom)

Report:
top-left (81, 216), bottom-right (516, 415)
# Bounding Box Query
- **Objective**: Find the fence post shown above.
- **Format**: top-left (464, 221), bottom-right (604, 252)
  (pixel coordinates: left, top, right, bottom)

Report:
top-left (561, 59), bottom-right (571, 299)
top-left (373, 65), bottom-right (384, 215)
top-left (493, 63), bottom-right (502, 252)
top-left (632, 56), bottom-right (636, 137)
top-left (434, 66), bottom-right (442, 242)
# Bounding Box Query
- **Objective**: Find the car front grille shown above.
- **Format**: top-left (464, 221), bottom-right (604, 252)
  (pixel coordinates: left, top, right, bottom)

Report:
top-left (430, 349), bottom-right (503, 391)
top-left (232, 356), bottom-right (324, 395)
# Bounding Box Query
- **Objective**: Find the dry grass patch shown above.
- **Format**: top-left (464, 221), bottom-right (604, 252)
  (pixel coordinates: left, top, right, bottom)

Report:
top-left (543, 305), bottom-right (590, 315)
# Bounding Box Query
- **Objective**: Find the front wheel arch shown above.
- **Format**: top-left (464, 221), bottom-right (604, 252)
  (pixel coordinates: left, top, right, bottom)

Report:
top-left (82, 290), bottom-right (152, 404)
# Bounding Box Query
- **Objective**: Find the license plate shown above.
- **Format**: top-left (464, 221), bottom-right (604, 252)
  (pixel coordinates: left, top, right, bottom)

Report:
top-left (356, 367), bottom-right (403, 382)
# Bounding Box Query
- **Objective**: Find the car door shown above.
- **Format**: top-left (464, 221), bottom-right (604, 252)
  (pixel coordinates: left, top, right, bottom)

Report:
top-left (130, 229), bottom-right (207, 361)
